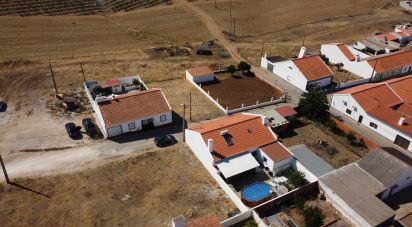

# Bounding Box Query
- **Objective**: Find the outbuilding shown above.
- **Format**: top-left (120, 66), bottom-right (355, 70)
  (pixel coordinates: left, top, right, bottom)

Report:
top-left (186, 66), bottom-right (215, 84)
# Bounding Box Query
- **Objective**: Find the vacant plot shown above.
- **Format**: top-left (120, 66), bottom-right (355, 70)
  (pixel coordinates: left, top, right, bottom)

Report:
top-left (279, 119), bottom-right (368, 168)
top-left (201, 73), bottom-right (284, 110)
top-left (0, 144), bottom-right (236, 227)
top-left (330, 65), bottom-right (363, 84)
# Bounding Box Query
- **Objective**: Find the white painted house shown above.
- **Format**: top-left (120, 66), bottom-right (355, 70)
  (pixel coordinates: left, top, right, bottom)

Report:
top-left (185, 113), bottom-right (294, 180)
top-left (84, 77), bottom-right (172, 138)
top-left (186, 66), bottom-right (215, 84)
top-left (261, 49), bottom-right (333, 91)
top-left (319, 147), bottom-right (412, 227)
top-left (321, 43), bottom-right (412, 80)
top-left (330, 75), bottom-right (412, 152)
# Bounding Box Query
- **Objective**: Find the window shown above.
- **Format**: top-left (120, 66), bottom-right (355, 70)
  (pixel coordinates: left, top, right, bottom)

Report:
top-left (369, 122), bottom-right (378, 129)
top-left (346, 109), bottom-right (352, 115)
top-left (353, 106), bottom-right (358, 112)
top-left (128, 122), bottom-right (136, 130)
top-left (160, 115), bottom-right (167, 122)
top-left (222, 133), bottom-right (234, 146)
top-left (343, 101), bottom-right (347, 106)
top-left (263, 157), bottom-right (267, 164)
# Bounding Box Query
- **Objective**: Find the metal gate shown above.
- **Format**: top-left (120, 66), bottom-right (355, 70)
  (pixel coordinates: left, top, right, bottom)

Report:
top-left (394, 135), bottom-right (410, 150)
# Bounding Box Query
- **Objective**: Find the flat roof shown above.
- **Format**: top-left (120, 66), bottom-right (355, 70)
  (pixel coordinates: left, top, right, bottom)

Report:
top-left (216, 152), bottom-right (260, 178)
top-left (267, 55), bottom-right (288, 63)
top-left (320, 163), bottom-right (395, 226)
top-left (288, 144), bottom-right (335, 177)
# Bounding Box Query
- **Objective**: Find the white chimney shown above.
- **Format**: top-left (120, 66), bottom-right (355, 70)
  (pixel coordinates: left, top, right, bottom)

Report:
top-left (262, 116), bottom-right (269, 126)
top-left (298, 46), bottom-right (307, 58)
top-left (171, 215), bottom-right (186, 227)
top-left (355, 54), bottom-right (361, 62)
top-left (398, 117), bottom-right (406, 126)
top-left (208, 139), bottom-right (214, 153)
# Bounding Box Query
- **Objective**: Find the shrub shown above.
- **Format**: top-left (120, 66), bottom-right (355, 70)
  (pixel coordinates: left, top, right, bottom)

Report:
top-left (358, 138), bottom-right (367, 148)
top-left (238, 61), bottom-right (251, 73)
top-left (288, 170), bottom-right (306, 189)
top-left (245, 220), bottom-right (258, 227)
top-left (303, 206), bottom-right (325, 227)
top-left (325, 119), bottom-right (344, 135)
top-left (346, 131), bottom-right (356, 142)
top-left (293, 197), bottom-right (305, 212)
top-left (297, 89), bottom-right (329, 121)
top-left (226, 65), bottom-right (237, 75)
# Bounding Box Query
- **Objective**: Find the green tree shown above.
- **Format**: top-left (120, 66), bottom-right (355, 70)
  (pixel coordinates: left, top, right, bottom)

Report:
top-left (92, 86), bottom-right (105, 96)
top-left (303, 206), bottom-right (325, 227)
top-left (227, 64), bottom-right (237, 75)
top-left (346, 131), bottom-right (356, 142)
top-left (297, 89), bottom-right (329, 121)
top-left (132, 79), bottom-right (140, 86)
top-left (337, 63), bottom-right (344, 71)
top-left (293, 197), bottom-right (305, 212)
top-left (288, 170), bottom-right (306, 189)
top-left (238, 61), bottom-right (251, 73)
top-left (245, 220), bottom-right (258, 227)
top-left (358, 138), bottom-right (367, 148)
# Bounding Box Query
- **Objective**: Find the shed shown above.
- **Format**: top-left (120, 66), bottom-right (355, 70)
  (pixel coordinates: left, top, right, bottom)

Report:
top-left (186, 66), bottom-right (215, 83)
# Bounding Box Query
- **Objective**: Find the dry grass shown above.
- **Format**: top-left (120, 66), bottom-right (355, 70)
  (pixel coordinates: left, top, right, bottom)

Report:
top-left (279, 119), bottom-right (368, 168)
top-left (0, 144), bottom-right (236, 227)
top-left (330, 66), bottom-right (363, 84)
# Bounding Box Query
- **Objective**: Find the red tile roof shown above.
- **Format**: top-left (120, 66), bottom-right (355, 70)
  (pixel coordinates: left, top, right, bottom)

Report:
top-left (293, 55), bottom-right (333, 81)
top-left (187, 66), bottom-right (214, 77)
top-left (99, 79), bottom-right (121, 88)
top-left (367, 50), bottom-right (412, 73)
top-left (337, 43), bottom-right (356, 61)
top-left (98, 89), bottom-right (171, 128)
top-left (260, 142), bottom-right (293, 162)
top-left (336, 75), bottom-right (412, 137)
top-left (190, 114), bottom-right (277, 161)
top-left (187, 213), bottom-right (222, 227)
top-left (275, 106), bottom-right (297, 118)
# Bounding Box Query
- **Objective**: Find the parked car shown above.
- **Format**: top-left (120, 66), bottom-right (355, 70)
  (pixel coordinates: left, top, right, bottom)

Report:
top-left (65, 122), bottom-right (81, 139)
top-left (82, 118), bottom-right (97, 136)
top-left (154, 134), bottom-right (177, 147)
top-left (0, 98), bottom-right (6, 112)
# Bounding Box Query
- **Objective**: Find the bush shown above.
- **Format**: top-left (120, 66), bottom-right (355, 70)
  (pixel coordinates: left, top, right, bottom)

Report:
top-left (346, 131), bottom-right (356, 142)
top-left (358, 138), bottom-right (367, 148)
top-left (245, 220), bottom-right (258, 227)
top-left (288, 170), bottom-right (306, 189)
top-left (297, 89), bottom-right (329, 121)
top-left (238, 61), bottom-right (251, 73)
top-left (303, 206), bottom-right (325, 227)
top-left (325, 119), bottom-right (344, 135)
top-left (226, 65), bottom-right (237, 75)
top-left (293, 197), bottom-right (305, 212)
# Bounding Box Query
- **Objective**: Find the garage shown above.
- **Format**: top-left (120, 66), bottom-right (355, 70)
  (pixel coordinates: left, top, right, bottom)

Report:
top-left (107, 125), bottom-right (122, 137)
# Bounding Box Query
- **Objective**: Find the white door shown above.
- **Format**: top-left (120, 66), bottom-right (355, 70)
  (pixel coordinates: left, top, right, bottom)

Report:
top-left (107, 125), bottom-right (122, 137)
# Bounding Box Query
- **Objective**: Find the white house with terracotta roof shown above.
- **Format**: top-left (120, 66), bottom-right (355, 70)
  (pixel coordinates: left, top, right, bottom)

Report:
top-left (186, 66), bottom-right (215, 84)
top-left (185, 113), bottom-right (294, 180)
top-left (321, 43), bottom-right (412, 80)
top-left (330, 75), bottom-right (412, 152)
top-left (261, 50), bottom-right (333, 91)
top-left (85, 77), bottom-right (172, 138)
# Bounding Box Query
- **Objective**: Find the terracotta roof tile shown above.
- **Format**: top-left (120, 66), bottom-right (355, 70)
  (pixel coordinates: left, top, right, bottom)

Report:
top-left (292, 55), bottom-right (333, 81)
top-left (98, 89), bottom-right (171, 128)
top-left (275, 106), bottom-right (297, 117)
top-left (352, 84), bottom-right (403, 112)
top-left (190, 114), bottom-right (277, 161)
top-left (187, 66), bottom-right (214, 77)
top-left (367, 50), bottom-right (412, 73)
top-left (337, 43), bottom-right (356, 61)
top-left (187, 213), bottom-right (221, 227)
top-left (388, 76), bottom-right (412, 104)
top-left (260, 142), bottom-right (293, 162)
top-left (368, 106), bottom-right (412, 137)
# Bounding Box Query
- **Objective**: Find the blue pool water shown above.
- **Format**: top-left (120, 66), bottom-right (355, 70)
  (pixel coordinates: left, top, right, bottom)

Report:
top-left (241, 182), bottom-right (272, 202)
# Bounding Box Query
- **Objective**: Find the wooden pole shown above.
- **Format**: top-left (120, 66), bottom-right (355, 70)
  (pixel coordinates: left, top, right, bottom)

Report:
top-left (0, 154), bottom-right (10, 184)
top-left (233, 19), bottom-right (236, 37)
top-left (49, 61), bottom-right (58, 95)
top-left (189, 92), bottom-right (192, 121)
top-left (229, 0), bottom-right (232, 20)
top-left (182, 104), bottom-right (186, 142)
top-left (229, 19), bottom-right (232, 35)
top-left (80, 63), bottom-right (86, 83)
top-left (260, 41), bottom-right (265, 57)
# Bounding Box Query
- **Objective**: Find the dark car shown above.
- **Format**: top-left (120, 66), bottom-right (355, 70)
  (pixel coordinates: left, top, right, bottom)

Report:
top-left (0, 99), bottom-right (6, 112)
top-left (65, 122), bottom-right (81, 139)
top-left (82, 118), bottom-right (97, 136)
top-left (154, 135), bottom-right (177, 147)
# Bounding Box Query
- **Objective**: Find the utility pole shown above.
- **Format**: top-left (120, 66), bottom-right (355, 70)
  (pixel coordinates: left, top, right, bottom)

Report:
top-left (0, 154), bottom-right (10, 184)
top-left (80, 63), bottom-right (86, 83)
top-left (233, 19), bottom-right (236, 37)
top-left (189, 92), bottom-right (192, 121)
top-left (229, 19), bottom-right (232, 35)
top-left (229, 0), bottom-right (232, 20)
top-left (260, 41), bottom-right (265, 57)
top-left (49, 61), bottom-right (58, 95)
top-left (182, 104), bottom-right (186, 142)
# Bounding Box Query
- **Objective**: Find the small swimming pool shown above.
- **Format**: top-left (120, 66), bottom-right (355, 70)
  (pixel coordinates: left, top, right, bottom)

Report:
top-left (241, 182), bottom-right (273, 207)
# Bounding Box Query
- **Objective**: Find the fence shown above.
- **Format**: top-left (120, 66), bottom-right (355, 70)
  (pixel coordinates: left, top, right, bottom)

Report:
top-left (189, 77), bottom-right (286, 115)
top-left (333, 78), bottom-right (370, 91)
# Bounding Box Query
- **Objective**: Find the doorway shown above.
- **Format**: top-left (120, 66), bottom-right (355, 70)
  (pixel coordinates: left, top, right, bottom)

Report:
top-left (358, 115), bottom-right (363, 124)
top-left (394, 135), bottom-right (411, 150)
